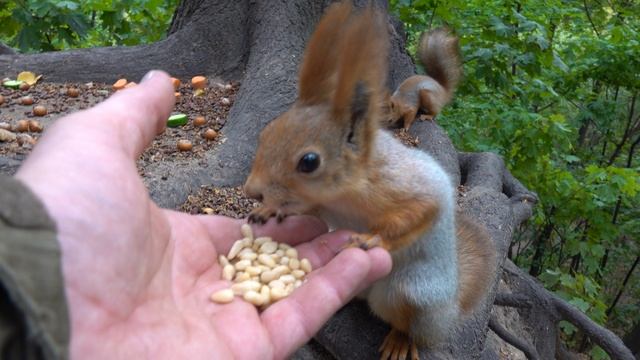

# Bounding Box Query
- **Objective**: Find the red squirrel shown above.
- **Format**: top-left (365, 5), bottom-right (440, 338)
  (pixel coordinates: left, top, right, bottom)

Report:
top-left (387, 28), bottom-right (462, 130)
top-left (243, 2), bottom-right (496, 359)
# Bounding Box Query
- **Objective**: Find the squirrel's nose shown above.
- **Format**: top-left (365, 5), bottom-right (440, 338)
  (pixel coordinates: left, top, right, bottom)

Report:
top-left (243, 181), bottom-right (264, 202)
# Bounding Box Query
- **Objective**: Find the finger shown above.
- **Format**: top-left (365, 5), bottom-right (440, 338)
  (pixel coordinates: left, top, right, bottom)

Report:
top-left (70, 70), bottom-right (175, 159)
top-left (261, 247), bottom-right (392, 359)
top-left (294, 230), bottom-right (353, 268)
top-left (252, 215), bottom-right (328, 245)
top-left (196, 215), bottom-right (328, 255)
top-left (295, 232), bottom-right (392, 291)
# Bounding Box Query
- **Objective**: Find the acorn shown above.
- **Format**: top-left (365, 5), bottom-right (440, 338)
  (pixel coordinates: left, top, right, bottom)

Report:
top-left (67, 87), bottom-right (80, 97)
top-left (193, 116), bottom-right (207, 126)
top-left (21, 96), bottom-right (34, 105)
top-left (33, 105), bottom-right (47, 117)
top-left (28, 120), bottom-right (43, 133)
top-left (177, 139), bottom-right (193, 151)
top-left (203, 128), bottom-right (218, 140)
top-left (15, 120), bottom-right (29, 132)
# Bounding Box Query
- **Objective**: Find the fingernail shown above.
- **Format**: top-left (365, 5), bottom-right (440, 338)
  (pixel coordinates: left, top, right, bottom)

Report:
top-left (141, 70), bottom-right (158, 83)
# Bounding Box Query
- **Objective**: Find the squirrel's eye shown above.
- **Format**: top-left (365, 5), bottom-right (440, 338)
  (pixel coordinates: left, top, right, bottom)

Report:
top-left (297, 152), bottom-right (320, 173)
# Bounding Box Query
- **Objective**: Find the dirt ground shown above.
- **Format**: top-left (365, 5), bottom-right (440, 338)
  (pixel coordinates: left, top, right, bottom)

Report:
top-left (0, 77), bottom-right (256, 216)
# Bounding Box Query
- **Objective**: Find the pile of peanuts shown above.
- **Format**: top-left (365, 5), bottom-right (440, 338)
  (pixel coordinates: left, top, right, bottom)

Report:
top-left (210, 224), bottom-right (312, 307)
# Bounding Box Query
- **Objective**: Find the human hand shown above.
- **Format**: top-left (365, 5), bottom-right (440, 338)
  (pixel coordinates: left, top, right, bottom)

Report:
top-left (15, 71), bottom-right (392, 359)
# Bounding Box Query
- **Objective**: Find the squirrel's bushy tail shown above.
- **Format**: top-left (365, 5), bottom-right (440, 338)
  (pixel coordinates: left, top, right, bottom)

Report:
top-left (456, 214), bottom-right (496, 315)
top-left (418, 28), bottom-right (462, 95)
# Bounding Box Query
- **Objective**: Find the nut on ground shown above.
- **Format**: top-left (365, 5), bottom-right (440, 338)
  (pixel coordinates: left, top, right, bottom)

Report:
top-left (33, 105), bottom-right (47, 117)
top-left (177, 139), bottom-right (193, 151)
top-left (203, 129), bottom-right (218, 140)
top-left (67, 87), bottom-right (80, 97)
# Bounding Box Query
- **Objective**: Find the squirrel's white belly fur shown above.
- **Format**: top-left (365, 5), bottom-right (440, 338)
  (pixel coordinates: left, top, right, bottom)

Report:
top-left (317, 130), bottom-right (459, 345)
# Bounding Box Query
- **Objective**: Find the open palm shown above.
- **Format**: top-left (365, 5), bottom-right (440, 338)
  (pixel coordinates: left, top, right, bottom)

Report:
top-left (16, 71), bottom-right (391, 359)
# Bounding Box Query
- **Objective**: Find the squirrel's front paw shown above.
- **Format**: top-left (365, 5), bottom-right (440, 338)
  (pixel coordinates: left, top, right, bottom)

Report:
top-left (344, 233), bottom-right (388, 251)
top-left (380, 329), bottom-right (419, 360)
top-left (248, 206), bottom-right (291, 224)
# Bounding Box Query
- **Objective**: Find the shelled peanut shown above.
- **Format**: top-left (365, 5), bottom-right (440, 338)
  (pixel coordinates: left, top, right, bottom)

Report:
top-left (211, 223), bottom-right (312, 307)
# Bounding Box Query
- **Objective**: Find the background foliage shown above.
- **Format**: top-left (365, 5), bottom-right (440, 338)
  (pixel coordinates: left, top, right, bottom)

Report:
top-left (0, 0), bottom-right (637, 357)
top-left (389, 0), bottom-right (639, 357)
top-left (0, 0), bottom-right (178, 52)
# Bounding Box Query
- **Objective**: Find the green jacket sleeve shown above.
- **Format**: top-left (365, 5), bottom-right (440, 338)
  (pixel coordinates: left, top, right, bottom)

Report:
top-left (0, 175), bottom-right (69, 359)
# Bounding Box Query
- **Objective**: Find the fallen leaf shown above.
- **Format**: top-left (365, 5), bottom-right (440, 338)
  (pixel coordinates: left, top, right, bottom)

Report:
top-left (17, 71), bottom-right (42, 85)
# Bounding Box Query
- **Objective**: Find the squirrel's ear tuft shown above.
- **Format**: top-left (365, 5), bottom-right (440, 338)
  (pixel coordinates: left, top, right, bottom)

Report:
top-left (298, 1), bottom-right (353, 105)
top-left (331, 5), bottom-right (388, 120)
top-left (297, 2), bottom-right (388, 159)
top-left (334, 5), bottom-right (388, 157)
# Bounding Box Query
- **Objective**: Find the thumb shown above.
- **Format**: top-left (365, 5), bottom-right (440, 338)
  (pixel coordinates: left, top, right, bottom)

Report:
top-left (94, 70), bottom-right (176, 158)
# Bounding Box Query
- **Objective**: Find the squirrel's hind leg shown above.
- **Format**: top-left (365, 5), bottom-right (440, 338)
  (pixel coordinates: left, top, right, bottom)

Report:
top-left (417, 89), bottom-right (439, 122)
top-left (410, 301), bottom-right (459, 348)
top-left (379, 328), bottom-right (419, 360)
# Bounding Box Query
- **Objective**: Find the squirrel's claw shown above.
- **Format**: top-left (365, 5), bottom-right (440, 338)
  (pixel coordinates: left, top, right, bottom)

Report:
top-left (344, 233), bottom-right (385, 251)
top-left (379, 329), bottom-right (419, 360)
top-left (248, 206), bottom-right (276, 224)
top-left (248, 206), bottom-right (292, 224)
top-left (276, 210), bottom-right (289, 223)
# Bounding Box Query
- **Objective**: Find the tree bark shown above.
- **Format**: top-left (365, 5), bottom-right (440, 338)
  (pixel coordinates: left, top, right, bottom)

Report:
top-left (0, 42), bottom-right (14, 55)
top-left (624, 321), bottom-right (640, 358)
top-left (1, 1), bottom-right (252, 83)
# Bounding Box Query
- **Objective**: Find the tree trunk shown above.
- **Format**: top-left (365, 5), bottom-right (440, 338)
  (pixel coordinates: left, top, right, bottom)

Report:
top-left (624, 321), bottom-right (640, 358)
top-left (0, 43), bottom-right (14, 55)
top-left (0, 1), bottom-right (632, 359)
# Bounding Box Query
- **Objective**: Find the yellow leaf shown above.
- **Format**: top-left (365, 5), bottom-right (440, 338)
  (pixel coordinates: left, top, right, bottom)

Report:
top-left (17, 71), bottom-right (41, 86)
top-left (194, 88), bottom-right (205, 97)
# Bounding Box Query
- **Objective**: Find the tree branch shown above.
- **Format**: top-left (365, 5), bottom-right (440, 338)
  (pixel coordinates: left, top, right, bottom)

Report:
top-left (582, 3), bottom-right (599, 34)
top-left (501, 261), bottom-right (634, 360)
top-left (489, 315), bottom-right (540, 360)
top-left (606, 255), bottom-right (639, 316)
top-left (494, 293), bottom-right (533, 308)
top-left (0, 42), bottom-right (15, 55)
top-left (552, 293), bottom-right (634, 359)
top-left (608, 92), bottom-right (637, 166)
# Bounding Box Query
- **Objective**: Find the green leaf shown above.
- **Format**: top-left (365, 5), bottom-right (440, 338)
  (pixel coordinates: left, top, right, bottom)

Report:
top-left (56, 1), bottom-right (79, 11)
top-left (569, 297), bottom-right (590, 313)
top-left (589, 345), bottom-right (610, 360)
